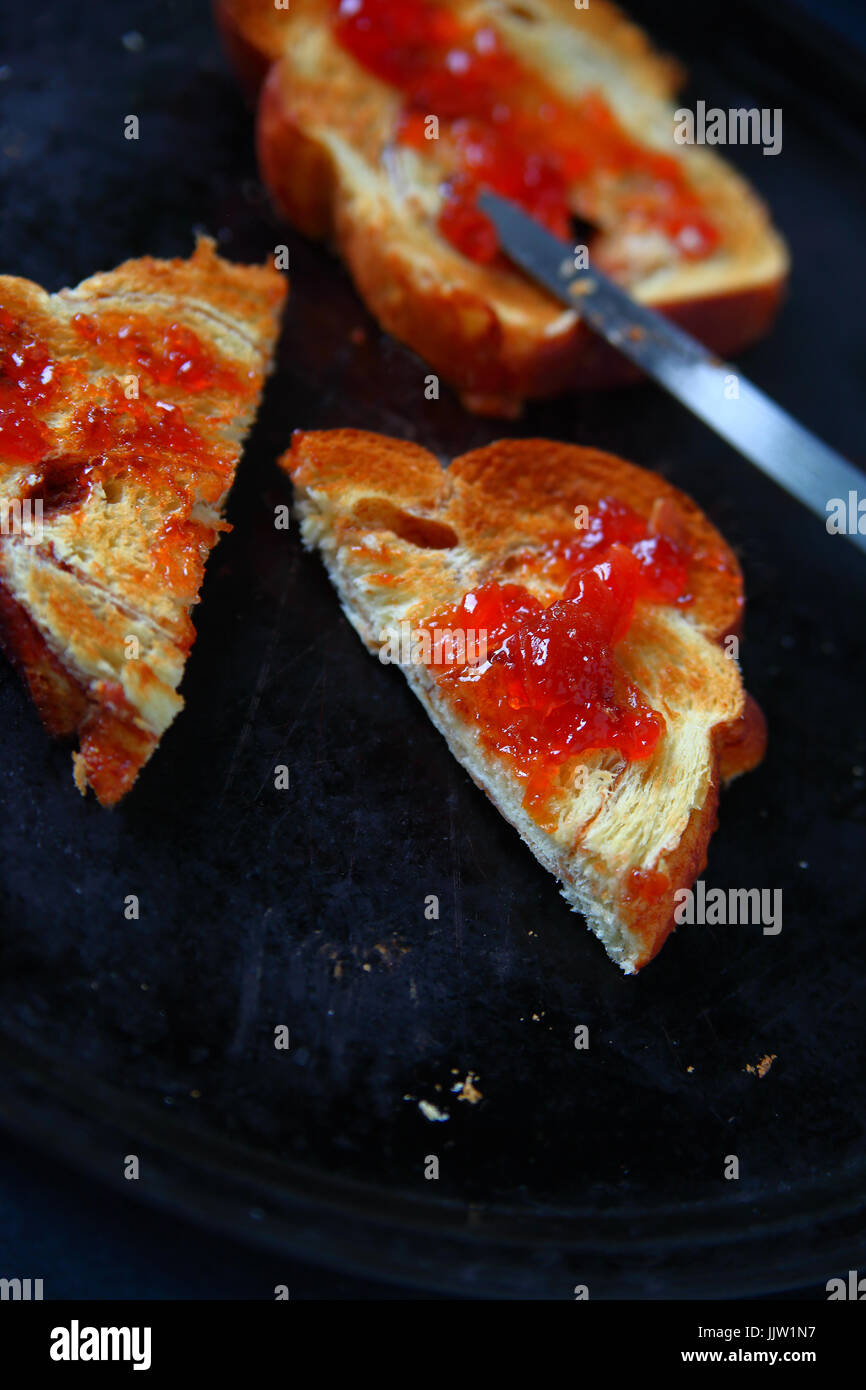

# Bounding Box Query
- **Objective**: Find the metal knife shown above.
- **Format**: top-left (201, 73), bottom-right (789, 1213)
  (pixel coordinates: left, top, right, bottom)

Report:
top-left (479, 191), bottom-right (866, 556)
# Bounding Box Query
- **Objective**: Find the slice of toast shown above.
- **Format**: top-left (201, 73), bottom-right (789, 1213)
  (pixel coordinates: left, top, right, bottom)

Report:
top-left (0, 238), bottom-right (286, 805)
top-left (218, 0), bottom-right (788, 414)
top-left (283, 429), bottom-right (766, 972)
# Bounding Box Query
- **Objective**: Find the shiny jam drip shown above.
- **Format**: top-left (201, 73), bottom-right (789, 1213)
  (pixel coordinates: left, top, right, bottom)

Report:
top-left (422, 499), bottom-right (691, 814)
top-left (333, 0), bottom-right (719, 264)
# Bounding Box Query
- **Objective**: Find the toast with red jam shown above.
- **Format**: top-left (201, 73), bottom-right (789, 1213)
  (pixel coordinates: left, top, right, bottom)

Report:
top-left (0, 238), bottom-right (286, 805)
top-left (217, 0), bottom-right (788, 415)
top-left (284, 429), bottom-right (765, 971)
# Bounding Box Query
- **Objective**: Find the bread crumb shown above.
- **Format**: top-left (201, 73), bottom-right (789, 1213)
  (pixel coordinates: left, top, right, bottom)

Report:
top-left (452, 1071), bottom-right (483, 1105)
top-left (745, 1053), bottom-right (776, 1078)
top-left (72, 752), bottom-right (88, 796)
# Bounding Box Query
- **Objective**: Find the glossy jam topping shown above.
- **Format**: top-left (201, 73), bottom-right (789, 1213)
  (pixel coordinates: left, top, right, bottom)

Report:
top-left (333, 0), bottom-right (719, 264)
top-left (626, 867), bottom-right (671, 904)
top-left (0, 307), bottom-right (62, 464)
top-left (71, 383), bottom-right (225, 480)
top-left (518, 496), bottom-right (691, 605)
top-left (1, 309), bottom-right (239, 599)
top-left (421, 498), bottom-right (691, 814)
top-left (72, 313), bottom-right (245, 393)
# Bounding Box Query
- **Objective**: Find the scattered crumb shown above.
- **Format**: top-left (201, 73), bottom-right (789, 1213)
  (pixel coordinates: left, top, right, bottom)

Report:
top-left (626, 325), bottom-right (645, 341)
top-left (372, 939), bottom-right (410, 966)
top-left (72, 751), bottom-right (87, 794)
top-left (322, 936), bottom-right (410, 979)
top-left (452, 1072), bottom-right (483, 1105)
top-left (190, 1089), bottom-right (201, 1099)
top-left (686, 1065), bottom-right (694, 1073)
top-left (745, 1053), bottom-right (777, 1079)
top-left (418, 1100), bottom-right (449, 1123)
top-left (569, 277), bottom-right (596, 297)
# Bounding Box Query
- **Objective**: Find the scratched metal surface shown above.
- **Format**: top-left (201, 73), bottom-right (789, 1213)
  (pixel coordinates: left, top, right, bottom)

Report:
top-left (0, 0), bottom-right (864, 1296)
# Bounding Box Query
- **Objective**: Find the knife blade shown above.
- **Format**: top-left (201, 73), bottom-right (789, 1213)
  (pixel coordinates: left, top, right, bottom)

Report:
top-left (479, 191), bottom-right (866, 556)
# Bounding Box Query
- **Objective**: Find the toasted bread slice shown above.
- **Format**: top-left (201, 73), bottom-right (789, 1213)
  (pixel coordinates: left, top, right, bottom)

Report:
top-left (0, 238), bottom-right (286, 805)
top-left (283, 429), bottom-right (765, 972)
top-left (218, 0), bottom-right (788, 414)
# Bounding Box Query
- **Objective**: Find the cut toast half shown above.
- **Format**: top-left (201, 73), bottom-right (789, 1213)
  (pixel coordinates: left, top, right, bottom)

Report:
top-left (0, 238), bottom-right (286, 805)
top-left (283, 429), bottom-right (765, 972)
top-left (218, 0), bottom-right (788, 414)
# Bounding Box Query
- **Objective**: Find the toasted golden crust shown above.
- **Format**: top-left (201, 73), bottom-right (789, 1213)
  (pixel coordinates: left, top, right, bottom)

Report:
top-left (219, 0), bottom-right (788, 413)
top-left (0, 238), bottom-right (287, 804)
top-left (283, 429), bottom-right (765, 972)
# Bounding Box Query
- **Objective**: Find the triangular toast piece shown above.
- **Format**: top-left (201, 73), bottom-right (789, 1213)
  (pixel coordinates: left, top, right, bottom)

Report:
top-left (219, 0), bottom-right (787, 414)
top-left (284, 429), bottom-right (765, 972)
top-left (0, 238), bottom-right (286, 804)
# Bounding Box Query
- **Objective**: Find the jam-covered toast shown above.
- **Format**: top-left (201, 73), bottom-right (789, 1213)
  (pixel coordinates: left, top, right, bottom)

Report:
top-left (284, 429), bottom-right (765, 971)
top-left (0, 238), bottom-right (287, 805)
top-left (218, 0), bottom-right (788, 415)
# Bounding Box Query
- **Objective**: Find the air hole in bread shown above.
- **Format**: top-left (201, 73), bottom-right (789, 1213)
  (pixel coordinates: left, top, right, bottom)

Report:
top-left (102, 476), bottom-right (125, 504)
top-left (352, 498), bottom-right (458, 549)
top-left (30, 454), bottom-right (92, 514)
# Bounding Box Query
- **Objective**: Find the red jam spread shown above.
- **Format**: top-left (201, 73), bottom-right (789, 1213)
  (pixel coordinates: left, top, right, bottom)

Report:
top-left (0, 307), bottom-right (61, 464)
top-left (0, 309), bottom-right (244, 598)
top-left (72, 312), bottom-right (244, 394)
top-left (333, 0), bottom-right (719, 264)
top-left (421, 498), bottom-right (691, 816)
top-left (626, 867), bottom-right (671, 905)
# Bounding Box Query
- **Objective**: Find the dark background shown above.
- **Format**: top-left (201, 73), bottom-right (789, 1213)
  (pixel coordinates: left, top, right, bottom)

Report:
top-left (0, 0), bottom-right (864, 1298)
